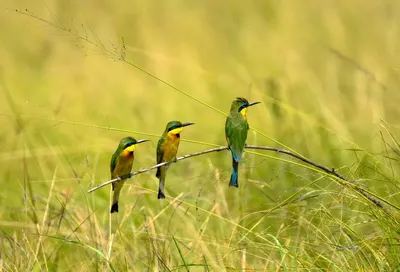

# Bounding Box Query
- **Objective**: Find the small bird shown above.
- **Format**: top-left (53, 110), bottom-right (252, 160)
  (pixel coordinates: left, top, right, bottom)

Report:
top-left (110, 136), bottom-right (149, 213)
top-left (225, 97), bottom-right (260, 187)
top-left (156, 121), bottom-right (195, 199)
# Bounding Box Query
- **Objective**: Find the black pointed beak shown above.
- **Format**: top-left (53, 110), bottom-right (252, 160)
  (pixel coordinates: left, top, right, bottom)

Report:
top-left (247, 101), bottom-right (261, 107)
top-left (181, 122), bottom-right (195, 127)
top-left (136, 139), bottom-right (150, 144)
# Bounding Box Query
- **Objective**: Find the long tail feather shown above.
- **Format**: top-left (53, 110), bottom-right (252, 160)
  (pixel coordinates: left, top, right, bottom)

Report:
top-left (157, 166), bottom-right (166, 199)
top-left (110, 202), bottom-right (118, 213)
top-left (158, 186), bottom-right (165, 199)
top-left (229, 158), bottom-right (239, 187)
top-left (110, 180), bottom-right (125, 213)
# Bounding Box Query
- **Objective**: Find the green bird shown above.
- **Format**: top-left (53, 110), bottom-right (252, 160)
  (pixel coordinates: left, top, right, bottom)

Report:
top-left (225, 97), bottom-right (260, 187)
top-left (156, 121), bottom-right (195, 199)
top-left (110, 136), bottom-right (149, 213)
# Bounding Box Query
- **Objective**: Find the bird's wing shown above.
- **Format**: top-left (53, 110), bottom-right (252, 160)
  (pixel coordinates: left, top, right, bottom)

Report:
top-left (110, 150), bottom-right (120, 190)
top-left (110, 151), bottom-right (118, 177)
top-left (225, 115), bottom-right (248, 162)
top-left (156, 136), bottom-right (164, 164)
top-left (225, 117), bottom-right (231, 146)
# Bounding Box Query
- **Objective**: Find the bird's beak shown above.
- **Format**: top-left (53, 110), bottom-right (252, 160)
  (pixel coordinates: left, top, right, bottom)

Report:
top-left (247, 101), bottom-right (261, 107)
top-left (181, 122), bottom-right (195, 127)
top-left (136, 139), bottom-right (150, 144)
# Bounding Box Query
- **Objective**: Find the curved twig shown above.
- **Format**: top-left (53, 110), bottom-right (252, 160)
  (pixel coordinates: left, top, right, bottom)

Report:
top-left (247, 145), bottom-right (382, 208)
top-left (87, 146), bottom-right (228, 193)
top-left (87, 145), bottom-right (383, 209)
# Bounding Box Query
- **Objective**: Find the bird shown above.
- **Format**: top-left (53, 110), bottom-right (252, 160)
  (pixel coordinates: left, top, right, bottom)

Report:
top-left (156, 121), bottom-right (195, 199)
top-left (110, 136), bottom-right (149, 213)
top-left (225, 97), bottom-right (260, 187)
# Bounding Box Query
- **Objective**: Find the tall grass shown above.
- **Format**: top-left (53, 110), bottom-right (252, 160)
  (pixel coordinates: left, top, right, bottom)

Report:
top-left (1, 0), bottom-right (400, 270)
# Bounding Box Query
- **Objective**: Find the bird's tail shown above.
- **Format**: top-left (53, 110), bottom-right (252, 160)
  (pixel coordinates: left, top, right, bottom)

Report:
top-left (110, 202), bottom-right (118, 213)
top-left (156, 166), bottom-right (161, 179)
top-left (110, 180), bottom-right (125, 213)
top-left (229, 158), bottom-right (239, 188)
top-left (157, 166), bottom-right (166, 199)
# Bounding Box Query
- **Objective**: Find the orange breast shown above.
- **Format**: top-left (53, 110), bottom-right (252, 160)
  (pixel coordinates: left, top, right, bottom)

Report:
top-left (161, 135), bottom-right (180, 162)
top-left (112, 153), bottom-right (134, 179)
top-left (122, 149), bottom-right (135, 158)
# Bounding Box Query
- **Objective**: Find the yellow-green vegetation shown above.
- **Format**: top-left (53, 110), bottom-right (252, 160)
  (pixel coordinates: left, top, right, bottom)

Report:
top-left (1, 0), bottom-right (400, 270)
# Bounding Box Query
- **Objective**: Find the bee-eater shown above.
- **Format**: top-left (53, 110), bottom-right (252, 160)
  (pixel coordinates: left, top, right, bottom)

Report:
top-left (156, 121), bottom-right (195, 199)
top-left (110, 136), bottom-right (149, 213)
top-left (225, 97), bottom-right (260, 187)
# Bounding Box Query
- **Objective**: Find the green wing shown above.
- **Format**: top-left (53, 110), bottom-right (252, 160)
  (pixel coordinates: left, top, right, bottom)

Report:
top-left (110, 149), bottom-right (120, 191)
top-left (156, 135), bottom-right (165, 178)
top-left (225, 114), bottom-right (248, 162)
top-left (110, 149), bottom-right (120, 178)
top-left (156, 135), bottom-right (165, 164)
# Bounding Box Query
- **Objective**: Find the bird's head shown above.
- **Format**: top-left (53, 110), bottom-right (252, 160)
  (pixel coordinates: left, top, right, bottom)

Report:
top-left (230, 97), bottom-right (261, 117)
top-left (164, 121), bottom-right (195, 136)
top-left (118, 136), bottom-right (149, 157)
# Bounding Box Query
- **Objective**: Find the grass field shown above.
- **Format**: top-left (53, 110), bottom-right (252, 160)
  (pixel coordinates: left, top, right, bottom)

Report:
top-left (1, 0), bottom-right (400, 271)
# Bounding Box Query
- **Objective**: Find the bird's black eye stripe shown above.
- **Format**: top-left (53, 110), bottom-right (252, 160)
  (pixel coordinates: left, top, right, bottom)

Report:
top-left (123, 142), bottom-right (135, 149)
top-left (168, 124), bottom-right (180, 132)
top-left (238, 103), bottom-right (248, 112)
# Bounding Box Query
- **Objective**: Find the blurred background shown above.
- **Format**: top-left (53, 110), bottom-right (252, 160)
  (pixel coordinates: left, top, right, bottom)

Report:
top-left (1, 0), bottom-right (400, 270)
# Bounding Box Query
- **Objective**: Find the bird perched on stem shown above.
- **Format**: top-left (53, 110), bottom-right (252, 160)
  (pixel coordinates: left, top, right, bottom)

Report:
top-left (225, 97), bottom-right (260, 187)
top-left (156, 121), bottom-right (195, 199)
top-left (110, 136), bottom-right (149, 213)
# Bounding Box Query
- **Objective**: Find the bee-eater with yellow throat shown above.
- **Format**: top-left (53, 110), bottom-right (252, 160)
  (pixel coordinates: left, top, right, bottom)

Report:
top-left (225, 97), bottom-right (260, 187)
top-left (156, 121), bottom-right (195, 199)
top-left (110, 136), bottom-right (149, 213)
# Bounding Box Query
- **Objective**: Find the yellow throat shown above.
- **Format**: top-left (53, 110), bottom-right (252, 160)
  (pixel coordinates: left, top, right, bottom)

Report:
top-left (125, 145), bottom-right (136, 152)
top-left (240, 107), bottom-right (247, 118)
top-left (122, 144), bottom-right (136, 157)
top-left (168, 127), bottom-right (184, 135)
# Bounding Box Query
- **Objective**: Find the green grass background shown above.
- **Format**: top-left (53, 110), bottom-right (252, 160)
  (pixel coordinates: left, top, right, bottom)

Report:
top-left (1, 0), bottom-right (400, 271)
